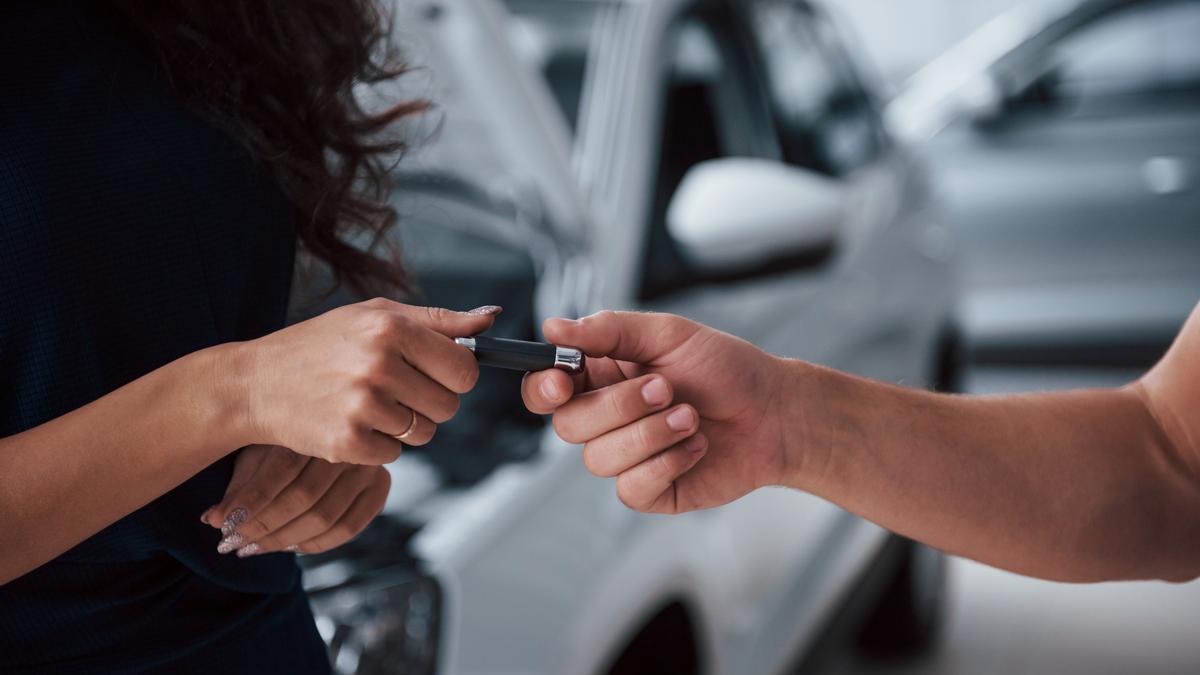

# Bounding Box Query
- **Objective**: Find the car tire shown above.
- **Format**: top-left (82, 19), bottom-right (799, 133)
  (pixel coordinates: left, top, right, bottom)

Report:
top-left (857, 536), bottom-right (947, 657)
top-left (606, 603), bottom-right (700, 675)
top-left (857, 333), bottom-right (960, 657)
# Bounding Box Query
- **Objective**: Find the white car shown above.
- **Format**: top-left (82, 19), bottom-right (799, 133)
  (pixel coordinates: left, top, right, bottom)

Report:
top-left (298, 1), bottom-right (960, 674)
top-left (888, 0), bottom-right (1200, 366)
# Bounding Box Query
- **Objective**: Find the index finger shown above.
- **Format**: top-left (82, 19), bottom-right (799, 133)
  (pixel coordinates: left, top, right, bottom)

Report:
top-left (396, 320), bottom-right (483, 395)
top-left (522, 354), bottom-right (639, 414)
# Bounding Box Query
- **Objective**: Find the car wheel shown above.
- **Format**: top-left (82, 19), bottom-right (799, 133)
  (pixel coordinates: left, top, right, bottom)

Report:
top-left (858, 333), bottom-right (959, 657)
top-left (606, 603), bottom-right (701, 675)
top-left (857, 536), bottom-right (947, 657)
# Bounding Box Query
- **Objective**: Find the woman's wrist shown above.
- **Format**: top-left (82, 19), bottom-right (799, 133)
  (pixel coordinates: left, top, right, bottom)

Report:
top-left (196, 341), bottom-right (260, 454)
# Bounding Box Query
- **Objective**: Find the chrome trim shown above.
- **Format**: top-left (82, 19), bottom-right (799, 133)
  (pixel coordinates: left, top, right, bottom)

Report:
top-left (554, 347), bottom-right (586, 373)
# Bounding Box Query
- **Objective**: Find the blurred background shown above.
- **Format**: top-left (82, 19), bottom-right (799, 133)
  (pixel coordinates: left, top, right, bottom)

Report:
top-left (297, 1), bottom-right (1200, 673)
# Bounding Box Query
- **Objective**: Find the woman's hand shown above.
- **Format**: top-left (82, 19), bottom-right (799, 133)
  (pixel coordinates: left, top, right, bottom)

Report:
top-left (230, 299), bottom-right (501, 465)
top-left (201, 445), bottom-right (391, 557)
top-left (522, 311), bottom-right (804, 514)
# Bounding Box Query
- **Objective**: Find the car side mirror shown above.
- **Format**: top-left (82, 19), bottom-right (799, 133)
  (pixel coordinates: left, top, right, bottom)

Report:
top-left (666, 158), bottom-right (844, 274)
top-left (961, 72), bottom-right (1006, 125)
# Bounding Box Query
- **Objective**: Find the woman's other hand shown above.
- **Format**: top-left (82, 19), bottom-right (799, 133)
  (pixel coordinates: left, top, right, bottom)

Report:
top-left (231, 299), bottom-right (500, 465)
top-left (200, 445), bottom-right (391, 557)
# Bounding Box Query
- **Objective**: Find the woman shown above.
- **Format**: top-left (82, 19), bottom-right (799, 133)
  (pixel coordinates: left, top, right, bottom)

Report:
top-left (0, 1), bottom-right (486, 672)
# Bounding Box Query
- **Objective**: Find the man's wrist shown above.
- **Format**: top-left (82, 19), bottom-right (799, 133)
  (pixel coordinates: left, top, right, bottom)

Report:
top-left (774, 358), bottom-right (841, 495)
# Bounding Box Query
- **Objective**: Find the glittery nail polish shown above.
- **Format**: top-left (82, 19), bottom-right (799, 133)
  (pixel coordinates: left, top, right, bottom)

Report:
top-left (236, 542), bottom-right (262, 558)
top-left (217, 533), bottom-right (246, 554)
top-left (285, 545), bottom-right (301, 554)
top-left (221, 507), bottom-right (249, 537)
top-left (467, 305), bottom-right (503, 316)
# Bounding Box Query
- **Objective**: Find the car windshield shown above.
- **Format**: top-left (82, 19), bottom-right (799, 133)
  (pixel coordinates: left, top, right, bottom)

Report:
top-left (501, 0), bottom-right (609, 134)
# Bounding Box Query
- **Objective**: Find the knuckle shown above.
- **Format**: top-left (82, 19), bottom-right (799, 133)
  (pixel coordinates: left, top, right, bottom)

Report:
top-left (313, 507), bottom-right (338, 530)
top-left (362, 297), bottom-right (393, 310)
top-left (416, 425), bottom-right (436, 446)
top-left (589, 310), bottom-right (618, 329)
top-left (236, 487), bottom-right (271, 512)
top-left (239, 520), bottom-right (268, 540)
top-left (631, 419), bottom-right (656, 456)
top-left (430, 396), bottom-right (459, 424)
top-left (359, 350), bottom-right (391, 380)
top-left (374, 442), bottom-right (404, 463)
top-left (423, 305), bottom-right (448, 326)
top-left (603, 387), bottom-right (624, 421)
top-left (652, 450), bottom-right (678, 479)
top-left (447, 362), bottom-right (479, 395)
top-left (285, 485), bottom-right (320, 512)
top-left (614, 478), bottom-right (646, 512)
top-left (552, 414), bottom-right (582, 445)
top-left (328, 427), bottom-right (361, 461)
top-left (346, 386), bottom-right (377, 417)
top-left (581, 443), bottom-right (606, 477)
top-left (255, 508), bottom-right (288, 533)
top-left (362, 311), bottom-right (398, 341)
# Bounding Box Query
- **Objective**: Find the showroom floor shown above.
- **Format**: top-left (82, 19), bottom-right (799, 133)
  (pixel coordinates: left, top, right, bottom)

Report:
top-left (810, 367), bottom-right (1200, 675)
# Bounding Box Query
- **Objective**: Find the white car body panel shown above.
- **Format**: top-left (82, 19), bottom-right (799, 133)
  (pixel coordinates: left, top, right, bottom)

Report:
top-left (371, 1), bottom-right (958, 674)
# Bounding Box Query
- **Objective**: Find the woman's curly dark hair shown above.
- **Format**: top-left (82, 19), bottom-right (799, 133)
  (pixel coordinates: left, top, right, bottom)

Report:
top-left (114, 0), bottom-right (421, 295)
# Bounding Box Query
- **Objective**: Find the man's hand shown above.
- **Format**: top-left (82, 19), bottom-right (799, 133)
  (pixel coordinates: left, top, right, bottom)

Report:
top-left (523, 311), bottom-right (799, 513)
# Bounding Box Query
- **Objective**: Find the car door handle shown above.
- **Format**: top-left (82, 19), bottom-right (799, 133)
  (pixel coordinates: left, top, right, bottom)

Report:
top-left (1143, 156), bottom-right (1190, 196)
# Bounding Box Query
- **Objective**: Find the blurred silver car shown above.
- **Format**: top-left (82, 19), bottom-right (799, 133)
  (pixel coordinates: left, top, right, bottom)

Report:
top-left (890, 0), bottom-right (1200, 366)
top-left (299, 1), bottom-right (960, 673)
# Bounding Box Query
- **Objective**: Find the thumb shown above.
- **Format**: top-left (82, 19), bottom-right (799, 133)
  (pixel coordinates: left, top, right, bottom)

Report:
top-left (543, 311), bottom-right (700, 364)
top-left (395, 304), bottom-right (503, 338)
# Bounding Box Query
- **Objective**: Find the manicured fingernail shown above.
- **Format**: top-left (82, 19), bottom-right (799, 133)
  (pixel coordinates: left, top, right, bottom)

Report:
top-left (236, 542), bottom-right (262, 558)
top-left (217, 533), bottom-right (246, 554)
top-left (641, 378), bottom-right (670, 407)
top-left (199, 507), bottom-right (216, 524)
top-left (285, 545), bottom-right (300, 553)
top-left (221, 507), bottom-right (249, 537)
top-left (666, 406), bottom-right (696, 433)
top-left (684, 435), bottom-right (708, 455)
top-left (468, 305), bottom-right (503, 316)
top-left (540, 377), bottom-right (561, 402)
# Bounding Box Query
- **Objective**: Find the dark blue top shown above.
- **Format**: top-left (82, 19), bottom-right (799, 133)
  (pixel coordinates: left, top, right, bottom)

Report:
top-left (0, 2), bottom-right (330, 672)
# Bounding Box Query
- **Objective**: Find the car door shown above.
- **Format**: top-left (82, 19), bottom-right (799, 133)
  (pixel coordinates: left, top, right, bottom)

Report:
top-left (935, 0), bottom-right (1200, 359)
top-left (623, 1), bottom-right (917, 668)
top-left (637, 0), bottom-right (930, 382)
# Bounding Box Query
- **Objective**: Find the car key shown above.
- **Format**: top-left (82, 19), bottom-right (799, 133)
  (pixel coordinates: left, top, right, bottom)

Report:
top-left (455, 336), bottom-right (586, 374)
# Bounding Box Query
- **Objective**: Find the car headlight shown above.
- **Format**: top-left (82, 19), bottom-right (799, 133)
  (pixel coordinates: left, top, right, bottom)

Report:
top-left (308, 568), bottom-right (442, 675)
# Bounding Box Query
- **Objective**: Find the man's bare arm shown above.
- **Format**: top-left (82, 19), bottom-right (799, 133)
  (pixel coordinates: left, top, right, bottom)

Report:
top-left (523, 305), bottom-right (1200, 583)
top-left (793, 305), bottom-right (1200, 582)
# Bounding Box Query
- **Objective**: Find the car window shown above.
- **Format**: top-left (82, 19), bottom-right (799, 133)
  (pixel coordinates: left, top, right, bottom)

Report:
top-left (748, 0), bottom-right (883, 176)
top-left (503, 0), bottom-right (608, 133)
top-left (639, 4), bottom-right (778, 300)
top-left (305, 3), bottom-right (550, 486)
top-left (1051, 1), bottom-right (1200, 104)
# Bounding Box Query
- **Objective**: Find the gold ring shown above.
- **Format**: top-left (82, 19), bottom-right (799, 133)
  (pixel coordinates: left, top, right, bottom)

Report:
top-left (393, 408), bottom-right (419, 441)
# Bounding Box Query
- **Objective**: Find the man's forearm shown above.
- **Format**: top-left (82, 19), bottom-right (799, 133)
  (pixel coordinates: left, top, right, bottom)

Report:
top-left (781, 360), bottom-right (1200, 583)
